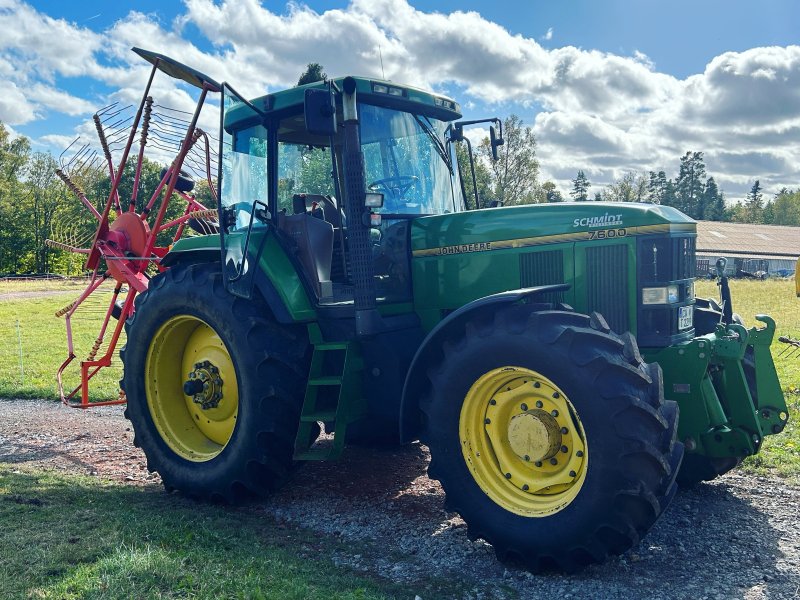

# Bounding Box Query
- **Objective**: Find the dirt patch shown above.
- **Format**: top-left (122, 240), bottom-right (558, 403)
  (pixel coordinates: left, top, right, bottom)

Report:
top-left (1, 398), bottom-right (798, 599)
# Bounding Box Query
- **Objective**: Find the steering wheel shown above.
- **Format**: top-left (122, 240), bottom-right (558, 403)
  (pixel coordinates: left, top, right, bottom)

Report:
top-left (368, 175), bottom-right (421, 210)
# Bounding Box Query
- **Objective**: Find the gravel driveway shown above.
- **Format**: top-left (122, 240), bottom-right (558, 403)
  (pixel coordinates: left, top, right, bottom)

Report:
top-left (1, 398), bottom-right (798, 599)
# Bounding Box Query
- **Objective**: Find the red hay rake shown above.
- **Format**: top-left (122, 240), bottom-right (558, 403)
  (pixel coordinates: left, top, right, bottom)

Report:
top-left (48, 48), bottom-right (221, 408)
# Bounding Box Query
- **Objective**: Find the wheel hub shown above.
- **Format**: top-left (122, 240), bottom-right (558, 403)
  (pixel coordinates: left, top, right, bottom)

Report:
top-left (461, 367), bottom-right (588, 516)
top-left (507, 409), bottom-right (562, 462)
top-left (183, 360), bottom-right (224, 410)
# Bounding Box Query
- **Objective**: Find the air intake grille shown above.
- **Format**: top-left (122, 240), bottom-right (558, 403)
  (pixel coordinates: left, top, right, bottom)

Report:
top-left (586, 244), bottom-right (628, 333)
top-left (520, 250), bottom-right (564, 302)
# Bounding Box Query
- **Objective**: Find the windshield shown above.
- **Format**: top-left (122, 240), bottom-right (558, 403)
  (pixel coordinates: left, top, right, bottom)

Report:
top-left (360, 104), bottom-right (465, 215)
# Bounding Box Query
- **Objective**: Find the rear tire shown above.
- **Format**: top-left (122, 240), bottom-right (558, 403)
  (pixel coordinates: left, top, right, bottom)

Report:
top-left (121, 263), bottom-right (310, 502)
top-left (420, 306), bottom-right (682, 572)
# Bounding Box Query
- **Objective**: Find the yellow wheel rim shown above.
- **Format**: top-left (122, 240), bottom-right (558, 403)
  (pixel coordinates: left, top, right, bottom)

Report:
top-left (144, 315), bottom-right (239, 462)
top-left (459, 366), bottom-right (588, 517)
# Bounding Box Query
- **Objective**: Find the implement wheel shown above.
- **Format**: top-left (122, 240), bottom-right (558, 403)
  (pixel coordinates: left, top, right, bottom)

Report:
top-left (121, 263), bottom-right (310, 501)
top-left (421, 306), bottom-right (682, 572)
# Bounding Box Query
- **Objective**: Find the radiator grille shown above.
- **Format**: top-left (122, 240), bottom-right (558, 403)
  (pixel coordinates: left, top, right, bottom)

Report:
top-left (520, 250), bottom-right (564, 302)
top-left (586, 244), bottom-right (629, 333)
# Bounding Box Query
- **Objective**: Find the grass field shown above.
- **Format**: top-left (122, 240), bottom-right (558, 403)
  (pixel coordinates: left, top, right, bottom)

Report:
top-left (0, 279), bottom-right (127, 401)
top-left (1, 277), bottom-right (799, 473)
top-left (0, 468), bottom-right (406, 600)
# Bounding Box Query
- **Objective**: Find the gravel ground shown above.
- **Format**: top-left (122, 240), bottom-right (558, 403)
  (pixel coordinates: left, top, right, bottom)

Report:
top-left (1, 398), bottom-right (798, 599)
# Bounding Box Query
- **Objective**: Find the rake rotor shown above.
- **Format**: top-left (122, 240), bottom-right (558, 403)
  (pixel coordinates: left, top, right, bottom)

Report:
top-left (48, 48), bottom-right (221, 408)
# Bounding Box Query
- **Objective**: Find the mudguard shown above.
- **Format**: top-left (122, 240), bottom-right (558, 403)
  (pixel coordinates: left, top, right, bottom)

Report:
top-left (399, 284), bottom-right (570, 443)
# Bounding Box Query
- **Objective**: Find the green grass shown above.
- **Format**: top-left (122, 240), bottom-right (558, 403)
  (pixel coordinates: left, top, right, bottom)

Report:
top-left (0, 467), bottom-right (401, 599)
top-left (0, 277), bottom-right (89, 294)
top-left (696, 278), bottom-right (800, 479)
top-left (1, 278), bottom-right (799, 472)
top-left (0, 280), bottom-right (125, 401)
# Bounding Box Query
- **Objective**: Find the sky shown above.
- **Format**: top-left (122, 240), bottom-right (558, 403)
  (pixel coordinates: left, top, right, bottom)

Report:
top-left (1, 0), bottom-right (799, 201)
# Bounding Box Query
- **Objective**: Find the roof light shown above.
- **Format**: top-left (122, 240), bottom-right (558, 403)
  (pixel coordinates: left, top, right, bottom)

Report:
top-left (372, 82), bottom-right (405, 97)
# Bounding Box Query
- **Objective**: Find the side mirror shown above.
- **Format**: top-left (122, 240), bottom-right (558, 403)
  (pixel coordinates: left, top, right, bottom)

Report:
top-left (304, 88), bottom-right (337, 136)
top-left (490, 125), bottom-right (504, 161)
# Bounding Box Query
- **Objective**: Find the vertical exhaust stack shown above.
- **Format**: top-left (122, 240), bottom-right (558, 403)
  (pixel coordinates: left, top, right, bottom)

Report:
top-left (340, 77), bottom-right (382, 336)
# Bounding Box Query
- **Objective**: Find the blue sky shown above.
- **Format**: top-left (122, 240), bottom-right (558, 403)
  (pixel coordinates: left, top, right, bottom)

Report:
top-left (3, 0), bottom-right (800, 199)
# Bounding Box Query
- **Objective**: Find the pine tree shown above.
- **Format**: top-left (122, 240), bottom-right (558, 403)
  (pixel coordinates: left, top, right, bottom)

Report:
top-left (646, 170), bottom-right (669, 204)
top-left (745, 180), bottom-right (764, 223)
top-left (571, 170), bottom-right (590, 201)
top-left (703, 177), bottom-right (725, 221)
top-left (675, 152), bottom-right (706, 218)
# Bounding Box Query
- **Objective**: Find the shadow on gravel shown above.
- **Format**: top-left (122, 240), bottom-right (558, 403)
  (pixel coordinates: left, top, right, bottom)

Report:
top-left (0, 436), bottom-right (99, 473)
top-left (261, 441), bottom-right (798, 599)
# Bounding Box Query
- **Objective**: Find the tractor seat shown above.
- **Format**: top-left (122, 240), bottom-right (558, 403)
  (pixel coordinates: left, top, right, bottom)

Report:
top-left (277, 208), bottom-right (334, 299)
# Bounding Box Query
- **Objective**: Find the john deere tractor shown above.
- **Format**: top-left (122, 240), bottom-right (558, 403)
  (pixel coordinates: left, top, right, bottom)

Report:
top-left (120, 58), bottom-right (789, 572)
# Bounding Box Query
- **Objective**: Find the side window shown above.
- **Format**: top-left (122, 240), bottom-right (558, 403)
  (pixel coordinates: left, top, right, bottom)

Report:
top-left (220, 125), bottom-right (269, 230)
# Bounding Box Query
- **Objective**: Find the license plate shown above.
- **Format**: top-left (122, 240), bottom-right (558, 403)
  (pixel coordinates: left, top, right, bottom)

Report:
top-left (678, 305), bottom-right (693, 330)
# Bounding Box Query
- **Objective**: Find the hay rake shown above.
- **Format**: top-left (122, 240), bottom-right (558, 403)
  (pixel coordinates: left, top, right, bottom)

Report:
top-left (47, 47), bottom-right (221, 408)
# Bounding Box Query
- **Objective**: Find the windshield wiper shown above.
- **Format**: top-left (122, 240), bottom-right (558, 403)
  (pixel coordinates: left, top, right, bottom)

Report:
top-left (413, 115), bottom-right (452, 174)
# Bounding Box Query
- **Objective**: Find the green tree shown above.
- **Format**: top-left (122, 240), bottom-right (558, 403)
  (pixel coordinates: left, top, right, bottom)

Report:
top-left (297, 63), bottom-right (327, 86)
top-left (646, 171), bottom-right (669, 204)
top-left (0, 122), bottom-right (31, 273)
top-left (571, 170), bottom-right (590, 201)
top-left (765, 188), bottom-right (800, 225)
top-left (675, 151), bottom-right (706, 218)
top-left (744, 180), bottom-right (764, 223)
top-left (603, 171), bottom-right (647, 202)
top-left (26, 152), bottom-right (62, 272)
top-left (456, 142), bottom-right (494, 209)
top-left (479, 114), bottom-right (539, 205)
top-left (540, 180), bottom-right (564, 203)
top-left (702, 177), bottom-right (725, 221)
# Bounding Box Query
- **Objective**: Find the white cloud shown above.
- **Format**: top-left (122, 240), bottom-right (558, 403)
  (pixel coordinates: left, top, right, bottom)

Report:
top-left (0, 0), bottom-right (797, 201)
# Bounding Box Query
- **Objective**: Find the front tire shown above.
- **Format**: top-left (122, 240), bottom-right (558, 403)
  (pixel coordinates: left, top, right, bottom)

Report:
top-left (420, 306), bottom-right (682, 572)
top-left (121, 263), bottom-right (310, 502)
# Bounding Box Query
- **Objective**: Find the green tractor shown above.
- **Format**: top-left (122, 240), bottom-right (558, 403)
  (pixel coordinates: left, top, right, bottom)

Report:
top-left (120, 63), bottom-right (789, 572)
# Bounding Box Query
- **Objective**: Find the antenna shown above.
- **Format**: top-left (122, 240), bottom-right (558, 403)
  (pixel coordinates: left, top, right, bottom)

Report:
top-left (378, 45), bottom-right (385, 79)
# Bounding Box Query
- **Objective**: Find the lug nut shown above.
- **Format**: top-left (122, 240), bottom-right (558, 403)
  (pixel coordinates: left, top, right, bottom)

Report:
top-left (551, 410), bottom-right (559, 417)
top-left (484, 418), bottom-right (491, 425)
top-left (561, 427), bottom-right (568, 434)
top-left (569, 470), bottom-right (577, 478)
top-left (521, 403), bottom-right (528, 411)
top-left (522, 484), bottom-right (529, 491)
top-left (524, 455), bottom-right (530, 461)
top-left (576, 450), bottom-right (584, 457)
top-left (536, 400), bottom-right (543, 408)
top-left (561, 446), bottom-right (568, 453)
top-left (505, 472), bottom-right (512, 479)
top-left (535, 461), bottom-right (543, 467)
top-left (553, 392), bottom-right (560, 399)
top-left (489, 399), bottom-right (496, 405)
top-left (533, 382), bottom-right (541, 388)
top-left (550, 458), bottom-right (558, 465)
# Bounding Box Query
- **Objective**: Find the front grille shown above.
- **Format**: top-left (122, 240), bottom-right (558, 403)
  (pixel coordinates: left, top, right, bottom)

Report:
top-left (586, 244), bottom-right (628, 333)
top-left (520, 250), bottom-right (565, 303)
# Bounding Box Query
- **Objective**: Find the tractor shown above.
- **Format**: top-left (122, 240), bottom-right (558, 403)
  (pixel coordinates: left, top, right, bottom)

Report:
top-left (56, 49), bottom-right (789, 572)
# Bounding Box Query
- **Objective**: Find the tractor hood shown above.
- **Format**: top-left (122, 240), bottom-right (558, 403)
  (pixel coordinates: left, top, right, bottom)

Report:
top-left (410, 202), bottom-right (695, 258)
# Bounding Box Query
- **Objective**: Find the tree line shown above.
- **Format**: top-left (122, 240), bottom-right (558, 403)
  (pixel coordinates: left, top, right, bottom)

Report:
top-left (2, 105), bottom-right (798, 275)
top-left (0, 121), bottom-right (214, 276)
top-left (460, 118), bottom-right (800, 226)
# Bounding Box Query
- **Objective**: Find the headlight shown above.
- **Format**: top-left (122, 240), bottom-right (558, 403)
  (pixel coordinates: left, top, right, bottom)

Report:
top-left (642, 285), bottom-right (679, 305)
top-left (686, 281), bottom-right (695, 301)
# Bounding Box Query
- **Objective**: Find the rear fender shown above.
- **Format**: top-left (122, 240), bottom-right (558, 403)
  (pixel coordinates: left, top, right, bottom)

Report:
top-left (399, 284), bottom-right (570, 443)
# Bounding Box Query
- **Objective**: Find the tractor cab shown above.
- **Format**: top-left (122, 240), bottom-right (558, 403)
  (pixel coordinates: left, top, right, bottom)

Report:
top-left (219, 78), bottom-right (468, 307)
